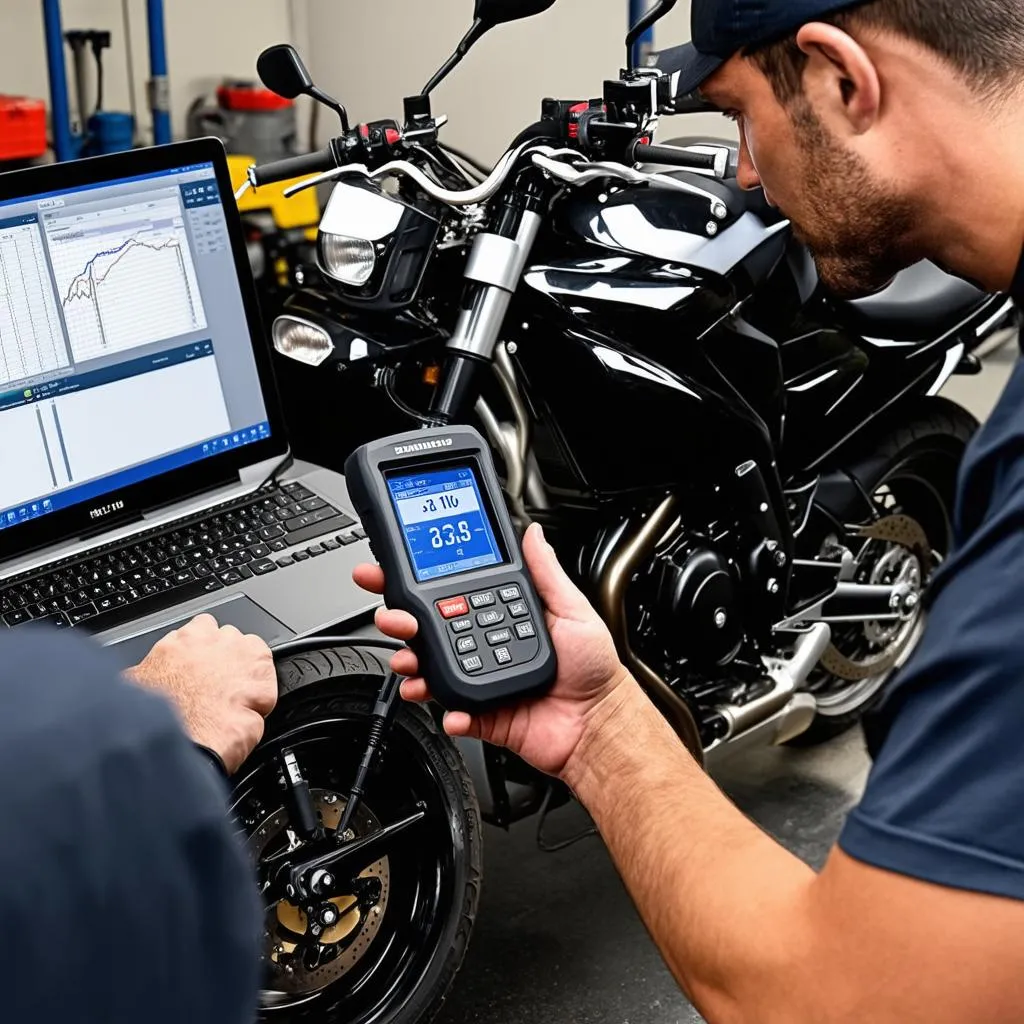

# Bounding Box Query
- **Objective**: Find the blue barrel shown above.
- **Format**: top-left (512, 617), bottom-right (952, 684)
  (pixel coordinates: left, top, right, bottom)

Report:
top-left (87, 111), bottom-right (135, 155)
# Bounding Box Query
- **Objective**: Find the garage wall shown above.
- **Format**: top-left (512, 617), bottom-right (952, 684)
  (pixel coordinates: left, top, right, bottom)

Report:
top-left (304, 0), bottom-right (735, 164)
top-left (0, 0), bottom-right (298, 146)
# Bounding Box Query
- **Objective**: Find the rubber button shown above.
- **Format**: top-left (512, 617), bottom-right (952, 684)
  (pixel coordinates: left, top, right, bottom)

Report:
top-left (450, 618), bottom-right (473, 634)
top-left (437, 595), bottom-right (469, 619)
top-left (470, 591), bottom-right (496, 608)
top-left (493, 647), bottom-right (513, 665)
top-left (462, 655), bottom-right (483, 673)
top-left (514, 621), bottom-right (536, 639)
top-left (499, 585), bottom-right (522, 602)
top-left (456, 635), bottom-right (478, 653)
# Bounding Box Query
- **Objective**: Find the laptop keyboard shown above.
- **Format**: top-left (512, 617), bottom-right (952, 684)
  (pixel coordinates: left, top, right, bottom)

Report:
top-left (0, 480), bottom-right (365, 635)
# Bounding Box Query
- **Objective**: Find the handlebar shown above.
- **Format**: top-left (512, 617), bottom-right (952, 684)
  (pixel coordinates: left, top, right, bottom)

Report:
top-left (631, 141), bottom-right (719, 173)
top-left (248, 145), bottom-right (339, 189)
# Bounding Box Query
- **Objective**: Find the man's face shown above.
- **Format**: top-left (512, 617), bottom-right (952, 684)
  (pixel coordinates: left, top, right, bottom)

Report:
top-left (701, 55), bottom-right (920, 298)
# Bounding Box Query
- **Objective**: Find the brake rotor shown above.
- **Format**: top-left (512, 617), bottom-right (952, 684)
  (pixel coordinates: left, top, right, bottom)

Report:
top-left (818, 513), bottom-right (932, 682)
top-left (249, 790), bottom-right (391, 997)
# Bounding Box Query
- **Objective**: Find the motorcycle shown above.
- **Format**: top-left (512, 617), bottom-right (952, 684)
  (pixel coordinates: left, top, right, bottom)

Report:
top-left (230, 0), bottom-right (1019, 1020)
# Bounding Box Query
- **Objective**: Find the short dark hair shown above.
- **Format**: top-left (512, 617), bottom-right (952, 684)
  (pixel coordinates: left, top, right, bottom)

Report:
top-left (750, 0), bottom-right (1024, 104)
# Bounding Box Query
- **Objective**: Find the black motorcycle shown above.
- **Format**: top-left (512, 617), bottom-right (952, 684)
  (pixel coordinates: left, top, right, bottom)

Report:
top-left (231, 1), bottom-right (1018, 1020)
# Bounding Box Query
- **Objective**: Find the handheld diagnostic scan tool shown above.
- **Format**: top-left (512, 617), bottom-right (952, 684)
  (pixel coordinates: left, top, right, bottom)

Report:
top-left (345, 426), bottom-right (557, 711)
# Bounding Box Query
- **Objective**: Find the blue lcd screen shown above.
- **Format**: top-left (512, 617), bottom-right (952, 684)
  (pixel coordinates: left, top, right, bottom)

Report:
top-left (387, 465), bottom-right (505, 582)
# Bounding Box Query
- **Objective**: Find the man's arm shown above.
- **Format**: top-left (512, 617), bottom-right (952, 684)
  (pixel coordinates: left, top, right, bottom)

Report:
top-left (356, 522), bottom-right (1024, 1024)
top-left (0, 624), bottom-right (269, 1023)
top-left (566, 679), bottom-right (1024, 1023)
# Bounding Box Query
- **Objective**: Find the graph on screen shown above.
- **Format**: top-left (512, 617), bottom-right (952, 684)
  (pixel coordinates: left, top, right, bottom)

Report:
top-left (46, 195), bottom-right (208, 363)
top-left (0, 221), bottom-right (70, 388)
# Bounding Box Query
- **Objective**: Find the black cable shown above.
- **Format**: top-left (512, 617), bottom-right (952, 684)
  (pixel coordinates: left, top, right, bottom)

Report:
top-left (271, 634), bottom-right (404, 659)
top-left (336, 670), bottom-right (404, 836)
top-left (440, 143), bottom-right (489, 177)
top-left (535, 785), bottom-right (598, 853)
top-left (380, 366), bottom-right (435, 426)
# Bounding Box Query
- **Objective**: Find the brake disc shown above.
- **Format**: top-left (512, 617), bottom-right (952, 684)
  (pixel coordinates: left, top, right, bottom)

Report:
top-left (818, 513), bottom-right (932, 682)
top-left (249, 790), bottom-right (391, 997)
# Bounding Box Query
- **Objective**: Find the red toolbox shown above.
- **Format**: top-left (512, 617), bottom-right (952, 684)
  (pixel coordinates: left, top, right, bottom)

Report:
top-left (0, 96), bottom-right (47, 162)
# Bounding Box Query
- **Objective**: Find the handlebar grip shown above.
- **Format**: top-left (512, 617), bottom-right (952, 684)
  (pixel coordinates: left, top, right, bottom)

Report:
top-left (632, 142), bottom-right (719, 173)
top-left (249, 146), bottom-right (337, 188)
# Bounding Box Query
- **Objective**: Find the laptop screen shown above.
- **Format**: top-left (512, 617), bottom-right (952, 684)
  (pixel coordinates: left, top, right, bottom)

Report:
top-left (0, 149), bottom-right (278, 547)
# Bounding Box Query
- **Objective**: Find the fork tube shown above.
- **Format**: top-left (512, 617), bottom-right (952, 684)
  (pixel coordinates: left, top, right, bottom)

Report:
top-left (429, 203), bottom-right (542, 423)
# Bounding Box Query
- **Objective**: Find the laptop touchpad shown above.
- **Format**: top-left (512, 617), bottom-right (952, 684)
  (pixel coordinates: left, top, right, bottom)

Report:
top-left (103, 596), bottom-right (291, 671)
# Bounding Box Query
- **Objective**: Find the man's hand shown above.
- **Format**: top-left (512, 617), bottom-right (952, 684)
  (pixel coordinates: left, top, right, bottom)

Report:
top-left (126, 614), bottom-right (278, 774)
top-left (353, 522), bottom-right (633, 778)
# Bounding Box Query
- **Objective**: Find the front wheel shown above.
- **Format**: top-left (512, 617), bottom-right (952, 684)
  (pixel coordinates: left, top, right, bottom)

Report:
top-left (792, 399), bottom-right (978, 746)
top-left (230, 646), bottom-right (482, 1023)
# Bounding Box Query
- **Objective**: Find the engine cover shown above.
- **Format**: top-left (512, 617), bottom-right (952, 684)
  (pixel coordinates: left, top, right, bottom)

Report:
top-left (656, 545), bottom-right (743, 668)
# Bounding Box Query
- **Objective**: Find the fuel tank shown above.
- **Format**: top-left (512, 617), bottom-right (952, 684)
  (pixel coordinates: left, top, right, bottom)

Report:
top-left (508, 176), bottom-right (791, 497)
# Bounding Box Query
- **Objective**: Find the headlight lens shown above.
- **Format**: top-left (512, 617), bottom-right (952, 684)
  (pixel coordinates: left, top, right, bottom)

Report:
top-left (271, 316), bottom-right (334, 367)
top-left (318, 233), bottom-right (377, 286)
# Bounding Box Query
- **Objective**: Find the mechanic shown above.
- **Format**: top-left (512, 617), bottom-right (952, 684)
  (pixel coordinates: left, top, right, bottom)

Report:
top-left (0, 615), bottom-right (274, 1022)
top-left (357, 1), bottom-right (1024, 1020)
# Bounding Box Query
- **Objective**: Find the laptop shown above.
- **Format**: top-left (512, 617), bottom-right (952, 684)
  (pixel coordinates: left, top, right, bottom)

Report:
top-left (0, 138), bottom-right (381, 668)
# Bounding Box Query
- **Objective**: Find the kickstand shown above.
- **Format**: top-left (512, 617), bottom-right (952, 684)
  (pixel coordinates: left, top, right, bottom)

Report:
top-left (336, 671), bottom-right (404, 838)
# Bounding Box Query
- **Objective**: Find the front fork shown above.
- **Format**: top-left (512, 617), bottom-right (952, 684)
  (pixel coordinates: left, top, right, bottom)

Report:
top-left (428, 199), bottom-right (543, 424)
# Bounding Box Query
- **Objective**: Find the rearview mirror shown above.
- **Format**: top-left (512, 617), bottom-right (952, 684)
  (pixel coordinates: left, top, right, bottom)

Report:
top-left (474, 0), bottom-right (558, 29)
top-left (257, 44), bottom-right (314, 100)
top-left (257, 43), bottom-right (349, 130)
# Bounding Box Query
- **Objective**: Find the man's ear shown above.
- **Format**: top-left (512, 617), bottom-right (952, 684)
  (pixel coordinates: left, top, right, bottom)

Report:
top-left (795, 22), bottom-right (881, 134)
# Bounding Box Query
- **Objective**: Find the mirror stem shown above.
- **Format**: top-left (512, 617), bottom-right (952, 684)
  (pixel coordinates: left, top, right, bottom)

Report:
top-left (626, 0), bottom-right (677, 70)
top-left (422, 18), bottom-right (488, 96)
top-left (310, 86), bottom-right (349, 132)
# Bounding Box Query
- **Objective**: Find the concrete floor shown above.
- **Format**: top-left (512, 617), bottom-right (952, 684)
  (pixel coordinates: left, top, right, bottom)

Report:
top-left (435, 334), bottom-right (1019, 1024)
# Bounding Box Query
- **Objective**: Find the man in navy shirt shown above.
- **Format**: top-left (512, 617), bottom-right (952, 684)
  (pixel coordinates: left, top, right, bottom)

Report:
top-left (358, 0), bottom-right (1024, 1019)
top-left (1, 615), bottom-right (275, 1022)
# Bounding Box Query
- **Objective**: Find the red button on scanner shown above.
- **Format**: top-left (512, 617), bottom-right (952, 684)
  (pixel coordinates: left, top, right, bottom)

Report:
top-left (437, 596), bottom-right (469, 619)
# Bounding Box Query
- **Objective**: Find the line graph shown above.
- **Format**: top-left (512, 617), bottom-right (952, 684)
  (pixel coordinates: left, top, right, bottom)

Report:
top-left (46, 196), bottom-right (208, 363)
top-left (0, 221), bottom-right (70, 388)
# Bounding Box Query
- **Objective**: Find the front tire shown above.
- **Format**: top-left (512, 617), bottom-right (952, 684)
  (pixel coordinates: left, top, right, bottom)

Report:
top-left (231, 646), bottom-right (482, 1024)
top-left (792, 398), bottom-right (978, 746)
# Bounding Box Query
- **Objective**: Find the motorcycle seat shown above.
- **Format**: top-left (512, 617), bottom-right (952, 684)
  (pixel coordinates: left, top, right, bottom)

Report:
top-left (836, 261), bottom-right (988, 340)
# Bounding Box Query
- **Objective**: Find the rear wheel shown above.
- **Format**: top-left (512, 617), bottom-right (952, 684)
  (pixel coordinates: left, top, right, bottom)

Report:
top-left (230, 646), bottom-right (482, 1023)
top-left (792, 399), bottom-right (977, 746)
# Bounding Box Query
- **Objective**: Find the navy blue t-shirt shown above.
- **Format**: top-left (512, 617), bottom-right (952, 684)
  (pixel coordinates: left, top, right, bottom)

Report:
top-left (0, 627), bottom-right (261, 1022)
top-left (840, 272), bottom-right (1024, 899)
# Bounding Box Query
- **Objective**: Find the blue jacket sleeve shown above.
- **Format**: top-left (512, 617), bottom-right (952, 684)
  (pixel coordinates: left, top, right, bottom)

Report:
top-left (0, 626), bottom-right (261, 1023)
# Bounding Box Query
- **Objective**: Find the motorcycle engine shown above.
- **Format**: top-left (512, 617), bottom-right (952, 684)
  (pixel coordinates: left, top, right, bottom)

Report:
top-left (644, 537), bottom-right (744, 669)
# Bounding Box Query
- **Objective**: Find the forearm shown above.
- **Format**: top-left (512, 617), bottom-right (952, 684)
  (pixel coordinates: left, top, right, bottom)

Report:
top-left (563, 678), bottom-right (820, 1022)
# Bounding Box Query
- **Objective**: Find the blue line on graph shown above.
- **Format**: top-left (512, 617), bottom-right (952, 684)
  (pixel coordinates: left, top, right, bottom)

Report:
top-left (61, 234), bottom-right (180, 306)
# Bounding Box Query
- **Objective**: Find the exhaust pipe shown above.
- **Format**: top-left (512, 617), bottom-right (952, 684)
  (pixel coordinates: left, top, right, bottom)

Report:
top-left (705, 623), bottom-right (831, 764)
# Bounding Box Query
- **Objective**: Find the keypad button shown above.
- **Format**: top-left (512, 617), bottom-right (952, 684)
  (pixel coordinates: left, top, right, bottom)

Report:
top-left (476, 608), bottom-right (505, 627)
top-left (515, 620), bottom-right (537, 639)
top-left (461, 655), bottom-right (483, 673)
top-left (486, 628), bottom-right (513, 646)
top-left (499, 584), bottom-right (522, 603)
top-left (507, 600), bottom-right (528, 618)
top-left (470, 591), bottom-right (496, 608)
top-left (437, 595), bottom-right (469, 619)
top-left (456, 635), bottom-right (478, 654)
top-left (450, 617), bottom-right (473, 634)
top-left (493, 647), bottom-right (513, 666)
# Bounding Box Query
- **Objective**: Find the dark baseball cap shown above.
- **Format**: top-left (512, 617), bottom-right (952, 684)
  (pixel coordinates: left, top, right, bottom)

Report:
top-left (652, 0), bottom-right (868, 97)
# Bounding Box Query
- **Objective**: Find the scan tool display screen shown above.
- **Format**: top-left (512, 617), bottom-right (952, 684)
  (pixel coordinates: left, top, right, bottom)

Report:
top-left (387, 464), bottom-right (505, 582)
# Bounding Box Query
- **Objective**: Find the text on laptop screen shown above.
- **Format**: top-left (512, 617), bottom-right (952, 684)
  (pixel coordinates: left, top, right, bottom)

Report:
top-left (0, 161), bottom-right (270, 533)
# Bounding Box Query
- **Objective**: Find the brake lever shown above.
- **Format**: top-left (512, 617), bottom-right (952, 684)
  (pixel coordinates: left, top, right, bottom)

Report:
top-left (530, 154), bottom-right (729, 228)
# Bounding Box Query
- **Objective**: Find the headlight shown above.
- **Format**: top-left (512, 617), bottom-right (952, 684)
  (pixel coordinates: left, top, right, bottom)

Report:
top-left (318, 233), bottom-right (377, 286)
top-left (271, 315), bottom-right (334, 367)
